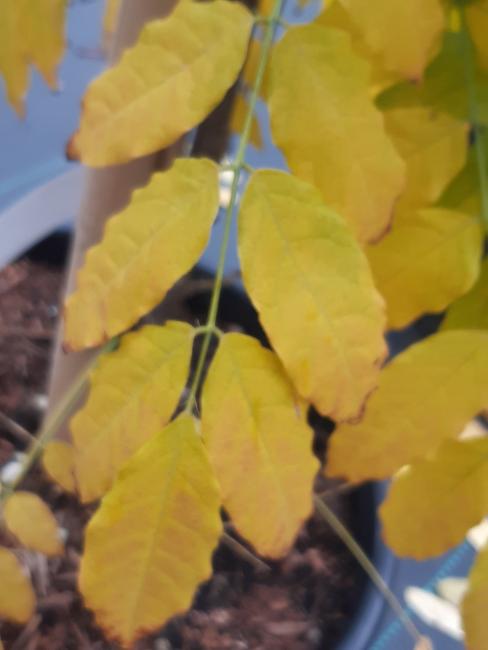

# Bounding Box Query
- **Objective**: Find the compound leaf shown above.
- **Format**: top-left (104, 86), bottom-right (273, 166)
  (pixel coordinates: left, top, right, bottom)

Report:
top-left (69, 0), bottom-right (253, 166)
top-left (201, 333), bottom-right (318, 558)
top-left (383, 107), bottom-right (468, 209)
top-left (79, 413), bottom-right (222, 648)
top-left (327, 330), bottom-right (488, 482)
top-left (269, 24), bottom-right (405, 243)
top-left (64, 158), bottom-right (219, 350)
top-left (462, 544), bottom-right (488, 650)
top-left (366, 207), bottom-right (483, 330)
top-left (337, 0), bottom-right (444, 79)
top-left (238, 170), bottom-right (386, 421)
top-left (71, 322), bottom-right (193, 503)
top-left (442, 259), bottom-right (488, 331)
top-left (380, 438), bottom-right (488, 558)
top-left (0, 547), bottom-right (35, 624)
top-left (42, 441), bottom-right (77, 494)
top-left (3, 492), bottom-right (63, 556)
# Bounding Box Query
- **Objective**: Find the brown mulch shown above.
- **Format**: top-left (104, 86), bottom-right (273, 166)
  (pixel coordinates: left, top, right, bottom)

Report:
top-left (0, 245), bottom-right (366, 649)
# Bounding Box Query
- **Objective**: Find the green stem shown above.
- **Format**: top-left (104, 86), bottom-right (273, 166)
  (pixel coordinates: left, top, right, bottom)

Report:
top-left (184, 1), bottom-right (285, 411)
top-left (314, 496), bottom-right (423, 645)
top-left (0, 340), bottom-right (116, 503)
top-left (458, 2), bottom-right (488, 229)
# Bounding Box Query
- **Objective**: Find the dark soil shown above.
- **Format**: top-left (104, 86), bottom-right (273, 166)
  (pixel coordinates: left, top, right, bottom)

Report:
top-left (0, 236), bottom-right (368, 650)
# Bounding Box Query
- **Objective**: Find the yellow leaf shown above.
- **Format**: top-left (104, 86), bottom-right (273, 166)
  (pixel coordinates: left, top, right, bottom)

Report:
top-left (383, 108), bottom-right (468, 209)
top-left (440, 147), bottom-right (483, 218)
top-left (0, 547), bottom-right (35, 624)
top-left (337, 0), bottom-right (445, 79)
top-left (3, 492), bottom-right (63, 557)
top-left (229, 92), bottom-right (263, 149)
top-left (18, 0), bottom-right (66, 89)
top-left (380, 438), bottom-right (488, 558)
top-left (0, 0), bottom-right (66, 114)
top-left (42, 441), bottom-right (77, 494)
top-left (64, 158), bottom-right (219, 350)
top-left (462, 544), bottom-right (488, 650)
top-left (327, 330), bottom-right (488, 482)
top-left (316, 2), bottom-right (400, 95)
top-left (71, 322), bottom-right (193, 503)
top-left (79, 413), bottom-right (221, 647)
top-left (70, 0), bottom-right (253, 166)
top-left (0, 0), bottom-right (29, 115)
top-left (467, 0), bottom-right (488, 71)
top-left (238, 170), bottom-right (386, 421)
top-left (269, 24), bottom-right (405, 243)
top-left (366, 207), bottom-right (483, 330)
top-left (442, 258), bottom-right (488, 331)
top-left (201, 333), bottom-right (318, 558)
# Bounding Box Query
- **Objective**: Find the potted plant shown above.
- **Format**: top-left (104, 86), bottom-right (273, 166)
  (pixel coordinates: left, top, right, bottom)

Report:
top-left (0, 0), bottom-right (486, 649)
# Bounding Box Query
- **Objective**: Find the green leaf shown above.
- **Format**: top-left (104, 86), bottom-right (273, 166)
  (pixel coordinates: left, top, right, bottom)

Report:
top-left (378, 33), bottom-right (488, 125)
top-left (327, 330), bottom-right (488, 482)
top-left (442, 258), bottom-right (488, 331)
top-left (380, 437), bottom-right (488, 558)
top-left (64, 158), bottom-right (219, 350)
top-left (69, 0), bottom-right (253, 166)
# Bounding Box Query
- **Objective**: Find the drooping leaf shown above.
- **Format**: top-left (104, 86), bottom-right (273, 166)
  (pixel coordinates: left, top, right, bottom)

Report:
top-left (378, 33), bottom-right (488, 125)
top-left (64, 159), bottom-right (219, 350)
top-left (366, 207), bottom-right (483, 330)
top-left (79, 413), bottom-right (222, 647)
top-left (269, 24), bottom-right (405, 243)
top-left (380, 438), bottom-right (488, 558)
top-left (42, 441), bottom-right (77, 494)
top-left (442, 259), bottom-right (488, 331)
top-left (3, 492), bottom-right (63, 556)
top-left (337, 0), bottom-right (445, 79)
top-left (466, 0), bottom-right (488, 71)
top-left (0, 1), bottom-right (29, 114)
top-left (0, 547), bottom-right (35, 624)
top-left (316, 2), bottom-right (400, 95)
top-left (201, 333), bottom-right (318, 558)
top-left (71, 322), bottom-right (193, 503)
top-left (462, 544), bottom-right (488, 650)
top-left (69, 0), bottom-right (253, 166)
top-left (383, 107), bottom-right (468, 209)
top-left (327, 330), bottom-right (488, 482)
top-left (238, 170), bottom-right (386, 421)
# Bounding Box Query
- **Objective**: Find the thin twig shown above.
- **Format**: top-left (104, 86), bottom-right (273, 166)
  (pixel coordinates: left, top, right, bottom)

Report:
top-left (221, 531), bottom-right (271, 573)
top-left (0, 411), bottom-right (36, 446)
top-left (314, 495), bottom-right (423, 645)
top-left (184, 0), bottom-right (285, 412)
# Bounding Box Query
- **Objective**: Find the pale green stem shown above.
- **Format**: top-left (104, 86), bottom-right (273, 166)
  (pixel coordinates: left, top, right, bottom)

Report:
top-left (458, 2), bottom-right (488, 229)
top-left (314, 495), bottom-right (423, 645)
top-left (184, 0), bottom-right (285, 411)
top-left (0, 339), bottom-right (116, 503)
